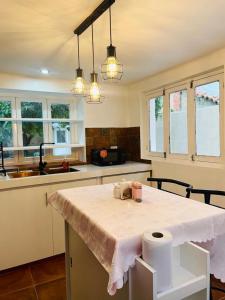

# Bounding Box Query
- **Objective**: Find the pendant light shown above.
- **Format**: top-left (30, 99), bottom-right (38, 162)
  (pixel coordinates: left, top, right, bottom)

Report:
top-left (101, 6), bottom-right (123, 81)
top-left (86, 24), bottom-right (103, 103)
top-left (71, 35), bottom-right (86, 95)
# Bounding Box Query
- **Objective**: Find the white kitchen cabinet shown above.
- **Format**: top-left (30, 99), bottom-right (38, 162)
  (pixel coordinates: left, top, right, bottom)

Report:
top-left (102, 171), bottom-right (150, 185)
top-left (129, 243), bottom-right (209, 300)
top-left (50, 178), bottom-right (99, 255)
top-left (0, 185), bottom-right (52, 270)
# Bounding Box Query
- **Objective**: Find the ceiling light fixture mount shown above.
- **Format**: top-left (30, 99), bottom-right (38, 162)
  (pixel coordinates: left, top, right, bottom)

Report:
top-left (72, 0), bottom-right (120, 103)
top-left (74, 0), bottom-right (115, 36)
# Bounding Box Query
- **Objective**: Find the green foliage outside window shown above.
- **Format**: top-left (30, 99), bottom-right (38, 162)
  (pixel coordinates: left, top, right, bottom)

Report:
top-left (51, 104), bottom-right (69, 119)
top-left (155, 96), bottom-right (163, 120)
top-left (21, 102), bottom-right (42, 118)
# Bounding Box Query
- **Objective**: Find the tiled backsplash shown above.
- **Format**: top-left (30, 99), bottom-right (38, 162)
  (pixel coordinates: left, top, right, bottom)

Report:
top-left (85, 127), bottom-right (142, 163)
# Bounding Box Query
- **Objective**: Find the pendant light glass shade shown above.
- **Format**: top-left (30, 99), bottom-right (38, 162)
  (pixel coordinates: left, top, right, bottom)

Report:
top-left (86, 24), bottom-right (103, 104)
top-left (71, 36), bottom-right (87, 96)
top-left (101, 45), bottom-right (123, 80)
top-left (71, 68), bottom-right (86, 95)
top-left (86, 72), bottom-right (102, 103)
top-left (101, 7), bottom-right (123, 81)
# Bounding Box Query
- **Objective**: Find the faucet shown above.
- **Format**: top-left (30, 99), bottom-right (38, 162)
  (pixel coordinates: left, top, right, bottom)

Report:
top-left (39, 142), bottom-right (55, 174)
top-left (0, 142), bottom-right (6, 176)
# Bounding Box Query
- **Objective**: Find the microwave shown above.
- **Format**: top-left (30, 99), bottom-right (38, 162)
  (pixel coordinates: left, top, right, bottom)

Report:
top-left (91, 148), bottom-right (126, 166)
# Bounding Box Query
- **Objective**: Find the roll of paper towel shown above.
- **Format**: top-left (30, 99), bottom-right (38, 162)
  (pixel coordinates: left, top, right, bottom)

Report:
top-left (142, 230), bottom-right (173, 293)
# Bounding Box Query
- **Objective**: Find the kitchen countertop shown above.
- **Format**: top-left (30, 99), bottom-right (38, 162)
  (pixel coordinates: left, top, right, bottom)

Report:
top-left (0, 162), bottom-right (151, 191)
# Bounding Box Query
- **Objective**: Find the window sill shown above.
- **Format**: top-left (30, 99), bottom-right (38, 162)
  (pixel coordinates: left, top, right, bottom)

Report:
top-left (142, 154), bottom-right (225, 170)
top-left (3, 144), bottom-right (85, 151)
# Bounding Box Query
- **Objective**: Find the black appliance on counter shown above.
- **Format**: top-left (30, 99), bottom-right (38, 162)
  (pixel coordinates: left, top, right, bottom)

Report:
top-left (91, 148), bottom-right (126, 166)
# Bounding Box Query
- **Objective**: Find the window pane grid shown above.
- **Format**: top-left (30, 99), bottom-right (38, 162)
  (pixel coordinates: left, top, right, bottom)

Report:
top-left (0, 97), bottom-right (81, 162)
top-left (145, 72), bottom-right (223, 162)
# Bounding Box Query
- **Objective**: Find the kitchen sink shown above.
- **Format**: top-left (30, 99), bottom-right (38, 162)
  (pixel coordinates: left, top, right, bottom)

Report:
top-left (8, 170), bottom-right (41, 178)
top-left (8, 167), bottom-right (79, 178)
top-left (45, 167), bottom-right (79, 174)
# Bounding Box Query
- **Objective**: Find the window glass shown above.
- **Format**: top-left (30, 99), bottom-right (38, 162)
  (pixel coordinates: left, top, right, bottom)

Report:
top-left (52, 122), bottom-right (71, 156)
top-left (0, 101), bottom-right (14, 160)
top-left (195, 81), bottom-right (220, 156)
top-left (0, 101), bottom-right (11, 118)
top-left (149, 96), bottom-right (164, 152)
top-left (51, 104), bottom-right (69, 119)
top-left (21, 101), bottom-right (42, 118)
top-left (3, 151), bottom-right (14, 159)
top-left (169, 90), bottom-right (188, 154)
top-left (22, 122), bottom-right (43, 157)
top-left (0, 121), bottom-right (13, 147)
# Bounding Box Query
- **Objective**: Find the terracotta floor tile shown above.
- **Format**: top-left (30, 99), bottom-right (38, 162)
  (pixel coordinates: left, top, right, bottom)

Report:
top-left (0, 266), bottom-right (33, 296)
top-left (212, 275), bottom-right (225, 291)
top-left (0, 287), bottom-right (37, 300)
top-left (212, 289), bottom-right (225, 300)
top-left (36, 278), bottom-right (66, 300)
top-left (30, 255), bottom-right (65, 285)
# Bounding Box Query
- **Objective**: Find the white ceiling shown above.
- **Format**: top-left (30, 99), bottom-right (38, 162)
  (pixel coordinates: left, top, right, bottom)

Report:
top-left (1, 0), bottom-right (225, 84)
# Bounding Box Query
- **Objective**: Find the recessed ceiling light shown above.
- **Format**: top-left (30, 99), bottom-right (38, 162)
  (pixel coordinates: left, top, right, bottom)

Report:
top-left (41, 68), bottom-right (49, 75)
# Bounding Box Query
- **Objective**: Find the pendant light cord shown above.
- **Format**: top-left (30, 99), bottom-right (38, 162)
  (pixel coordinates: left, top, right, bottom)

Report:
top-left (91, 24), bottom-right (95, 72)
top-left (77, 35), bottom-right (80, 69)
top-left (109, 6), bottom-right (112, 45)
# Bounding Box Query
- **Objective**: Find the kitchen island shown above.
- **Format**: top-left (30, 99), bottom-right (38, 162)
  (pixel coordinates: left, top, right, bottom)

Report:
top-left (49, 183), bottom-right (225, 300)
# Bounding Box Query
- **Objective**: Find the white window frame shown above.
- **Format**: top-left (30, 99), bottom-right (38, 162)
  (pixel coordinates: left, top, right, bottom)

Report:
top-left (141, 69), bottom-right (224, 165)
top-left (141, 89), bottom-right (165, 159)
top-left (166, 84), bottom-right (190, 160)
top-left (0, 97), bottom-right (17, 164)
top-left (0, 94), bottom-right (84, 165)
top-left (47, 98), bottom-right (77, 159)
top-left (16, 97), bottom-right (48, 147)
top-left (190, 73), bottom-right (224, 163)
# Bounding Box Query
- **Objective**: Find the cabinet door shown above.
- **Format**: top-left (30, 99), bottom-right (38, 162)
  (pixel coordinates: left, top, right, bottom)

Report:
top-left (50, 178), bottom-right (99, 255)
top-left (0, 186), bottom-right (53, 270)
top-left (102, 172), bottom-right (150, 185)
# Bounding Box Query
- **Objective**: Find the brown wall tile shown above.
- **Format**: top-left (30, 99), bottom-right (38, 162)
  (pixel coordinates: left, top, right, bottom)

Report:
top-left (85, 127), bottom-right (144, 163)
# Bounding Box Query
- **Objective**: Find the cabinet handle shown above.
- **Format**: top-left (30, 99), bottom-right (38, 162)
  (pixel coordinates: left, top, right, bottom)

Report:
top-left (45, 192), bottom-right (48, 207)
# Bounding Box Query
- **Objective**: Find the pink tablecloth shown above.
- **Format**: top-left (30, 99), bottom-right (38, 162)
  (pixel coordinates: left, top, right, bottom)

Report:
top-left (48, 184), bottom-right (225, 295)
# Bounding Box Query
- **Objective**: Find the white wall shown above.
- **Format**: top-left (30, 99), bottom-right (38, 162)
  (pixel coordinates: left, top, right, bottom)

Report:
top-left (127, 47), bottom-right (225, 206)
top-left (0, 72), bottom-right (129, 128)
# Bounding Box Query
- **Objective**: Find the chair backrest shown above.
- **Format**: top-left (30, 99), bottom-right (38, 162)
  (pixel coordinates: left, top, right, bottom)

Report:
top-left (147, 177), bottom-right (193, 198)
top-left (186, 187), bottom-right (225, 208)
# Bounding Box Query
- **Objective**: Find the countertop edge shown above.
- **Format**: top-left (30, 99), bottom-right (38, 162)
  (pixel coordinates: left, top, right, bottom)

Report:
top-left (0, 162), bottom-right (151, 191)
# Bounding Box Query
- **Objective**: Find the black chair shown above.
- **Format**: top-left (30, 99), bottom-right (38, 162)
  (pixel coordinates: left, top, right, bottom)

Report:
top-left (187, 187), bottom-right (225, 299)
top-left (186, 187), bottom-right (225, 208)
top-left (147, 177), bottom-right (193, 198)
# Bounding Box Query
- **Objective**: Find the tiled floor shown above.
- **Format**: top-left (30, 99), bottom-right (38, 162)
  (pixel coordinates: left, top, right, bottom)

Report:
top-left (212, 275), bottom-right (225, 300)
top-left (0, 255), bottom-right (225, 300)
top-left (0, 254), bottom-right (66, 300)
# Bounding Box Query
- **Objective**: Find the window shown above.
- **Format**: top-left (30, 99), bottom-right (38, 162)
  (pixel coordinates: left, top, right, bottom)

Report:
top-left (148, 96), bottom-right (164, 153)
top-left (19, 100), bottom-right (44, 158)
top-left (169, 89), bottom-right (188, 154)
top-left (0, 95), bottom-right (84, 164)
top-left (142, 70), bottom-right (224, 163)
top-left (48, 102), bottom-right (72, 156)
top-left (195, 81), bottom-right (220, 157)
